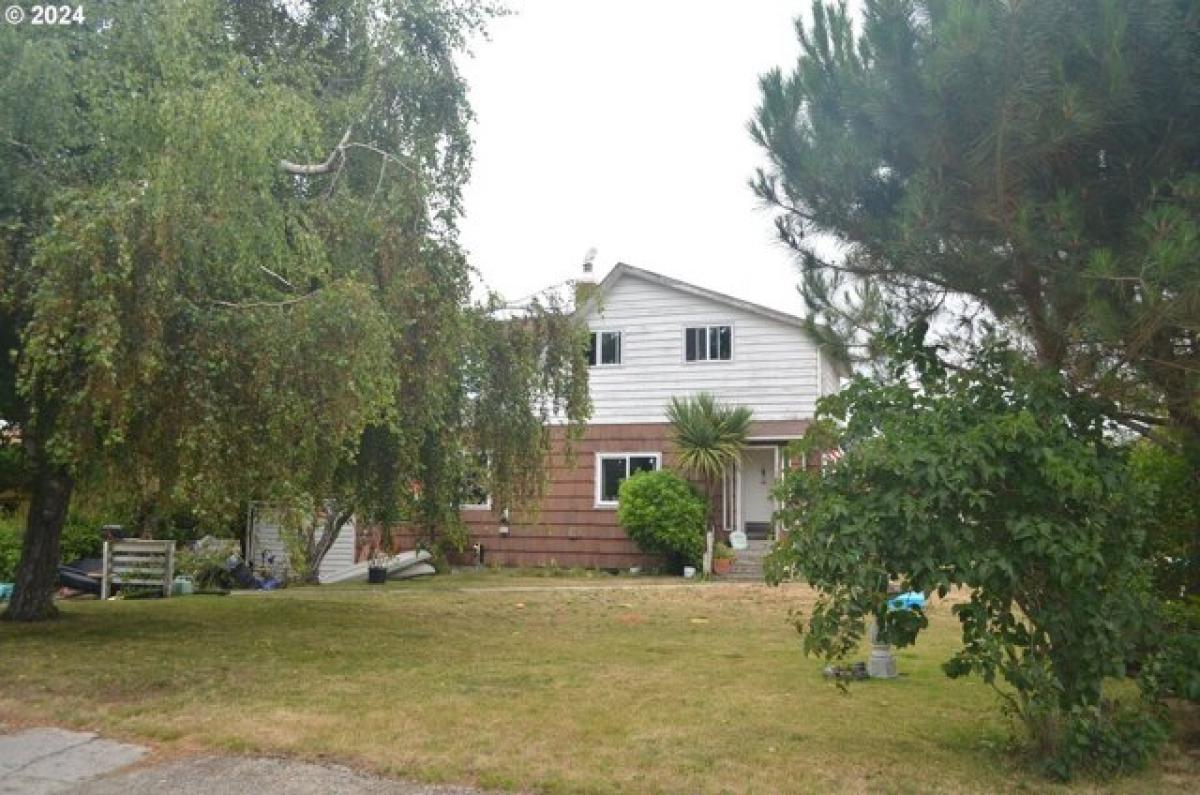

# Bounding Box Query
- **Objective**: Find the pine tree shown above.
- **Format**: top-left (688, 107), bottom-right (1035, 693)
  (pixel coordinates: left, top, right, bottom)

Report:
top-left (751, 0), bottom-right (1200, 459)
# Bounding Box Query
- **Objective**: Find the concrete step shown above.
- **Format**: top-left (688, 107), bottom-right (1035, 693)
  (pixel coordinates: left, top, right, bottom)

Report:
top-left (715, 540), bottom-right (774, 582)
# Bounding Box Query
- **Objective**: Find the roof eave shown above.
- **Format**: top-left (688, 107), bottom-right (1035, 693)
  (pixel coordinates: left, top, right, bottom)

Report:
top-left (575, 262), bottom-right (811, 331)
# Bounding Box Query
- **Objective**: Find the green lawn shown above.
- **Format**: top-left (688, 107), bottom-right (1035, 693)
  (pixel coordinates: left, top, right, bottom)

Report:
top-left (1, 573), bottom-right (1196, 794)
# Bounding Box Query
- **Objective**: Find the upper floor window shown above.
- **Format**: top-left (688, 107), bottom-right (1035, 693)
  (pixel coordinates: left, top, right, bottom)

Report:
top-left (588, 330), bottom-right (622, 366)
top-left (685, 325), bottom-right (732, 362)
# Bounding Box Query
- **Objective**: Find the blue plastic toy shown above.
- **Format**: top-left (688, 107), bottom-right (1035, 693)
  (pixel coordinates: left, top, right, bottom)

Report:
top-left (888, 591), bottom-right (926, 611)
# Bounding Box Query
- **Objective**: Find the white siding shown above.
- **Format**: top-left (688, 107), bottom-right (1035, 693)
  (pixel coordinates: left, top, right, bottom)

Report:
top-left (249, 514), bottom-right (357, 581)
top-left (818, 347), bottom-right (842, 397)
top-left (320, 517), bottom-right (357, 578)
top-left (247, 516), bottom-right (292, 574)
top-left (579, 274), bottom-right (822, 424)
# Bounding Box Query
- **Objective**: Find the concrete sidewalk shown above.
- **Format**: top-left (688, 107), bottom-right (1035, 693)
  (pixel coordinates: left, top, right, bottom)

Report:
top-left (0, 727), bottom-right (146, 794)
top-left (0, 727), bottom-right (493, 794)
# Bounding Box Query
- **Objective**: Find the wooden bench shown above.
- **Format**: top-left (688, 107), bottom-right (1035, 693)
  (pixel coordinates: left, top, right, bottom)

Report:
top-left (100, 540), bottom-right (176, 599)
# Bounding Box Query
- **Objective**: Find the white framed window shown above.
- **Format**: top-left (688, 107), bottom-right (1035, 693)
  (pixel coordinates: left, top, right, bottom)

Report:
top-left (587, 330), bottom-right (622, 366)
top-left (684, 325), bottom-right (732, 362)
top-left (595, 452), bottom-right (660, 507)
top-left (461, 452), bottom-right (491, 510)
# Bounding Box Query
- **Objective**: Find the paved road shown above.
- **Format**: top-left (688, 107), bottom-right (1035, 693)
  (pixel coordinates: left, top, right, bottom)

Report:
top-left (0, 727), bottom-right (492, 795)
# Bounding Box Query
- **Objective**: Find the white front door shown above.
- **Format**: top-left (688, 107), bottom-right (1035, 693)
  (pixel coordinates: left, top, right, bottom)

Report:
top-left (739, 446), bottom-right (776, 540)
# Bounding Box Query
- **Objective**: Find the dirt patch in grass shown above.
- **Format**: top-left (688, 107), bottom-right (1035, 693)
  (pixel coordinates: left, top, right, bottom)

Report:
top-left (1, 578), bottom-right (1195, 794)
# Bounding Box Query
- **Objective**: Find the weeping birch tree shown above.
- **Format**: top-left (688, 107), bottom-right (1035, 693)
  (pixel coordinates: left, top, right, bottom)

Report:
top-left (1, 0), bottom-right (589, 619)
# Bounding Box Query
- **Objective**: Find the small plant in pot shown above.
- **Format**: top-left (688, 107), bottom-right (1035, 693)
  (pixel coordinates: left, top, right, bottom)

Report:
top-left (712, 541), bottom-right (736, 576)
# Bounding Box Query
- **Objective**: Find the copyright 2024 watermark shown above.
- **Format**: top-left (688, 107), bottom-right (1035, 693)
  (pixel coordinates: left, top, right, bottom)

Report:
top-left (5, 5), bottom-right (87, 26)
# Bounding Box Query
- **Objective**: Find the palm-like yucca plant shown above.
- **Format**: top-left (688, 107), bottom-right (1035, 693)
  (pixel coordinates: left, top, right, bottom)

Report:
top-left (666, 393), bottom-right (753, 535)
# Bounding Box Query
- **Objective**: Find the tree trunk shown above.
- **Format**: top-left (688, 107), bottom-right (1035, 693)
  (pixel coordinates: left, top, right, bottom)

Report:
top-left (133, 499), bottom-right (159, 538)
top-left (2, 460), bottom-right (74, 622)
top-left (1015, 262), bottom-right (1063, 369)
top-left (302, 506), bottom-right (352, 585)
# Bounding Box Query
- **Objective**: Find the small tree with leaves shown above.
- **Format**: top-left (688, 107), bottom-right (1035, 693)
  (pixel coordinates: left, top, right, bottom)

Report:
top-left (771, 327), bottom-right (1165, 778)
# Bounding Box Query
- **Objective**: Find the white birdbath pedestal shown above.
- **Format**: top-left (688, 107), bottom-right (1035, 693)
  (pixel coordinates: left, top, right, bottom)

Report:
top-left (867, 618), bottom-right (898, 679)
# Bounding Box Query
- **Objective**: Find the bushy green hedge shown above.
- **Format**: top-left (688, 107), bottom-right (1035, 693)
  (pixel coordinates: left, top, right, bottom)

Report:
top-left (1041, 701), bottom-right (1170, 781)
top-left (1144, 598), bottom-right (1200, 703)
top-left (0, 514), bottom-right (20, 581)
top-left (1130, 441), bottom-right (1200, 599)
top-left (60, 518), bottom-right (104, 562)
top-left (616, 470), bottom-right (706, 569)
top-left (0, 513), bottom-right (107, 582)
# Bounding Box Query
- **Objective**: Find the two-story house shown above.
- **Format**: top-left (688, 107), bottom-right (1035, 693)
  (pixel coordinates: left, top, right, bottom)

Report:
top-left (450, 262), bottom-right (845, 571)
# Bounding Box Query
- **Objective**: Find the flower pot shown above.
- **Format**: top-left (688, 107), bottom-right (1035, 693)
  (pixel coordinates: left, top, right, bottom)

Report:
top-left (367, 565), bottom-right (388, 584)
top-left (712, 557), bottom-right (734, 576)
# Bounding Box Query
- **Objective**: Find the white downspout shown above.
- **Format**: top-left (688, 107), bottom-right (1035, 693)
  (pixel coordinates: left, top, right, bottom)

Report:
top-left (773, 446), bottom-right (781, 541)
top-left (734, 459), bottom-right (743, 540)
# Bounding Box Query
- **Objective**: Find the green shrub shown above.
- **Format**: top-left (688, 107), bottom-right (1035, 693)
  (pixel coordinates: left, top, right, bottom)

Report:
top-left (1142, 598), bottom-right (1200, 702)
top-left (1130, 441), bottom-right (1200, 599)
top-left (616, 470), bottom-right (706, 568)
top-left (1, 512), bottom-right (101, 581)
top-left (176, 548), bottom-right (235, 591)
top-left (59, 518), bottom-right (104, 563)
top-left (774, 332), bottom-right (1166, 779)
top-left (0, 513), bottom-right (21, 581)
top-left (1041, 701), bottom-right (1169, 781)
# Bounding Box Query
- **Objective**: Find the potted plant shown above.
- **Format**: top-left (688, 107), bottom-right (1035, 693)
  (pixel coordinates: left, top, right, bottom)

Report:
top-left (711, 542), bottom-right (735, 575)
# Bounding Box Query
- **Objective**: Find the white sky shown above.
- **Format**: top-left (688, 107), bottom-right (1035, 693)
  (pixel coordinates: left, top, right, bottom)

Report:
top-left (458, 1), bottom-right (824, 314)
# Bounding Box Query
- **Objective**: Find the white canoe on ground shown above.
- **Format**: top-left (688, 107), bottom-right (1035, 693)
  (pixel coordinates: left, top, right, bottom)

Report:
top-left (318, 550), bottom-right (433, 585)
top-left (391, 562), bottom-right (435, 580)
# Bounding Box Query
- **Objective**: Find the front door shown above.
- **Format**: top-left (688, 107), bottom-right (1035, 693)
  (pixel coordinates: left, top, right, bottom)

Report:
top-left (740, 446), bottom-right (776, 540)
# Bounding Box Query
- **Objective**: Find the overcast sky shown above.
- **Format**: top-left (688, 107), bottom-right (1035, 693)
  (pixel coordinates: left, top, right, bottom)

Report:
top-left (458, 1), bottom-right (826, 314)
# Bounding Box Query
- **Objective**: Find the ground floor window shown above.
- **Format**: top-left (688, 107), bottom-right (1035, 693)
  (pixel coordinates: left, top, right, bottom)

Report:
top-left (595, 452), bottom-right (660, 506)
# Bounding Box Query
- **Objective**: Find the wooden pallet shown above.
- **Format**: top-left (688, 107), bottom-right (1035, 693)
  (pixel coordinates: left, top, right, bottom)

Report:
top-left (101, 540), bottom-right (176, 599)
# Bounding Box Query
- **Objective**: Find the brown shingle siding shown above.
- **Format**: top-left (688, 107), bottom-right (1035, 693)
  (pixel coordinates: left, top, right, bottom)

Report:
top-left (360, 419), bottom-right (808, 569)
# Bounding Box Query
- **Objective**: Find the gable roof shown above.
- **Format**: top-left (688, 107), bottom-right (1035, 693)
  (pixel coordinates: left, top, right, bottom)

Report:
top-left (576, 263), bottom-right (851, 377)
top-left (578, 262), bottom-right (812, 330)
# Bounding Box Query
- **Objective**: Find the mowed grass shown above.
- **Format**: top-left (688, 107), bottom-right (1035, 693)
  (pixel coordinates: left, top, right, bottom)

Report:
top-left (1, 573), bottom-right (1197, 794)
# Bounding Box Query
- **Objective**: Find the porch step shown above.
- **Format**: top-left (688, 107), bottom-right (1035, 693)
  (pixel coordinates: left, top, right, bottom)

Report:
top-left (719, 539), bottom-right (773, 582)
